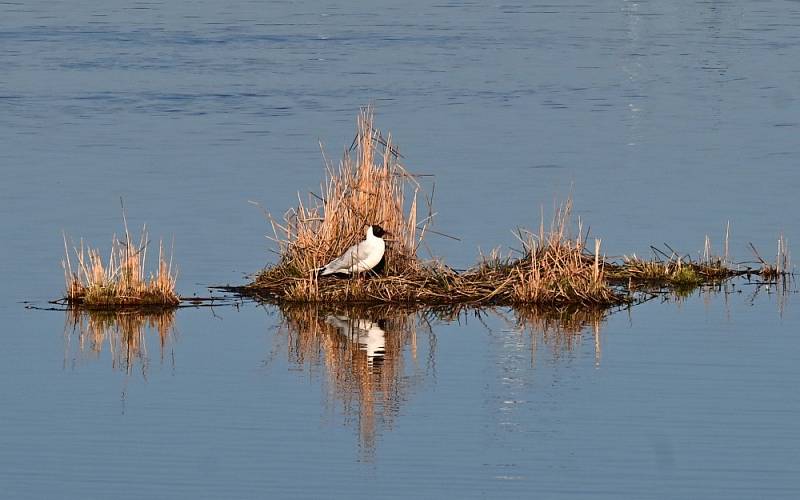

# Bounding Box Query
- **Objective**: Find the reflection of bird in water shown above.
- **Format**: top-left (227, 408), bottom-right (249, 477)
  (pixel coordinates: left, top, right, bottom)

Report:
top-left (326, 315), bottom-right (387, 368)
top-left (317, 225), bottom-right (388, 276)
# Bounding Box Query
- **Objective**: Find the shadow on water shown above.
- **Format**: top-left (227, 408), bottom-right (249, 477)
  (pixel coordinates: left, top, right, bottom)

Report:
top-left (63, 309), bottom-right (177, 377)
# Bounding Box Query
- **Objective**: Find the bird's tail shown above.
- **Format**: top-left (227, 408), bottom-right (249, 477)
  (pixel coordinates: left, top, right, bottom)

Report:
top-left (312, 266), bottom-right (336, 277)
top-left (314, 266), bottom-right (352, 278)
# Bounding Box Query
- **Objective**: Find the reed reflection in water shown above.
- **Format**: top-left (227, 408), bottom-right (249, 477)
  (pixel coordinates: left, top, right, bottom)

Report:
top-left (276, 305), bottom-right (435, 458)
top-left (64, 309), bottom-right (177, 375)
top-left (274, 302), bottom-right (613, 457)
top-left (512, 306), bottom-right (605, 367)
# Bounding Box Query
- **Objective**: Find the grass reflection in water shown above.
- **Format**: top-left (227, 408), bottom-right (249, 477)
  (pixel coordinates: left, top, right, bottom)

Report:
top-left (64, 309), bottom-right (177, 376)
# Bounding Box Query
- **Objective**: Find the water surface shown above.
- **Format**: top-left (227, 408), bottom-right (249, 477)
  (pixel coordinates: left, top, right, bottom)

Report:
top-left (1, 1), bottom-right (799, 498)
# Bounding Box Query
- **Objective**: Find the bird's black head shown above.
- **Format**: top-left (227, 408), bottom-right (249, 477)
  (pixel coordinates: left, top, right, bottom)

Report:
top-left (370, 225), bottom-right (386, 238)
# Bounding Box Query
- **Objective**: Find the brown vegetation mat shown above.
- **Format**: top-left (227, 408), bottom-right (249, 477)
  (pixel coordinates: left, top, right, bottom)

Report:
top-left (247, 200), bottom-right (623, 307)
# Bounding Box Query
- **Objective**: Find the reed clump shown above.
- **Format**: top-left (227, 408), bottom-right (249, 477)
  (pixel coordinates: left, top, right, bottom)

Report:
top-left (751, 234), bottom-right (791, 282)
top-left (607, 230), bottom-right (792, 295)
top-left (248, 109), bottom-right (625, 307)
top-left (608, 230), bottom-right (735, 289)
top-left (251, 106), bottom-right (438, 303)
top-left (62, 223), bottom-right (179, 309)
top-left (249, 198), bottom-right (624, 307)
top-left (610, 256), bottom-right (709, 287)
top-left (469, 199), bottom-right (621, 307)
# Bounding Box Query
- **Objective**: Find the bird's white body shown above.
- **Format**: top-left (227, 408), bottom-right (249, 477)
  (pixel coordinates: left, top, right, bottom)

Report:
top-left (326, 315), bottom-right (386, 366)
top-left (319, 225), bottom-right (386, 275)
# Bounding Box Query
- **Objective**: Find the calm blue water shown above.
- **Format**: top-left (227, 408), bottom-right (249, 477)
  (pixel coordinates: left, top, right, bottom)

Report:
top-left (1, 1), bottom-right (799, 498)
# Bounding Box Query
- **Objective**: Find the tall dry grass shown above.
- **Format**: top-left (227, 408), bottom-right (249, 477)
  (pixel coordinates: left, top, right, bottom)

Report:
top-left (256, 106), bottom-right (429, 300)
top-left (509, 199), bottom-right (615, 305)
top-left (62, 222), bottom-right (179, 308)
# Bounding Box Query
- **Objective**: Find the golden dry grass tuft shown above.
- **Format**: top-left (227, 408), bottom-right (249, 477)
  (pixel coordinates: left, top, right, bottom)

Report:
top-left (253, 106), bottom-right (437, 302)
top-left (264, 107), bottom-right (423, 271)
top-left (62, 222), bottom-right (179, 308)
top-left (486, 199), bottom-right (619, 306)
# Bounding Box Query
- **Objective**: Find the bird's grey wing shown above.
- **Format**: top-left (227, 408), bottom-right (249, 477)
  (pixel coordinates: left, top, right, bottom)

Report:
top-left (324, 243), bottom-right (362, 271)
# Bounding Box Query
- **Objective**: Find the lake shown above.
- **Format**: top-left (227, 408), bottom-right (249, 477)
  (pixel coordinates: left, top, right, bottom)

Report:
top-left (1, 1), bottom-right (798, 498)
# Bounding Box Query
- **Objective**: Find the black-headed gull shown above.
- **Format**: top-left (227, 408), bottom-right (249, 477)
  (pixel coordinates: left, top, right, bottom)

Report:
top-left (318, 225), bottom-right (387, 276)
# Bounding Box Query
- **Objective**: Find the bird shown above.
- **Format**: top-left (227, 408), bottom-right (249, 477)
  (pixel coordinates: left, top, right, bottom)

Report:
top-left (317, 224), bottom-right (388, 276)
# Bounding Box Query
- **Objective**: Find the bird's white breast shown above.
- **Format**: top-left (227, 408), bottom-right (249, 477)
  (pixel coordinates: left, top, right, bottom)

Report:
top-left (354, 235), bottom-right (385, 272)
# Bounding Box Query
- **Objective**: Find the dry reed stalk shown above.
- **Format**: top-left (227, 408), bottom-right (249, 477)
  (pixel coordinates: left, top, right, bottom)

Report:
top-left (62, 225), bottom-right (179, 308)
top-left (758, 234), bottom-right (792, 281)
top-left (776, 234), bottom-right (791, 275)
